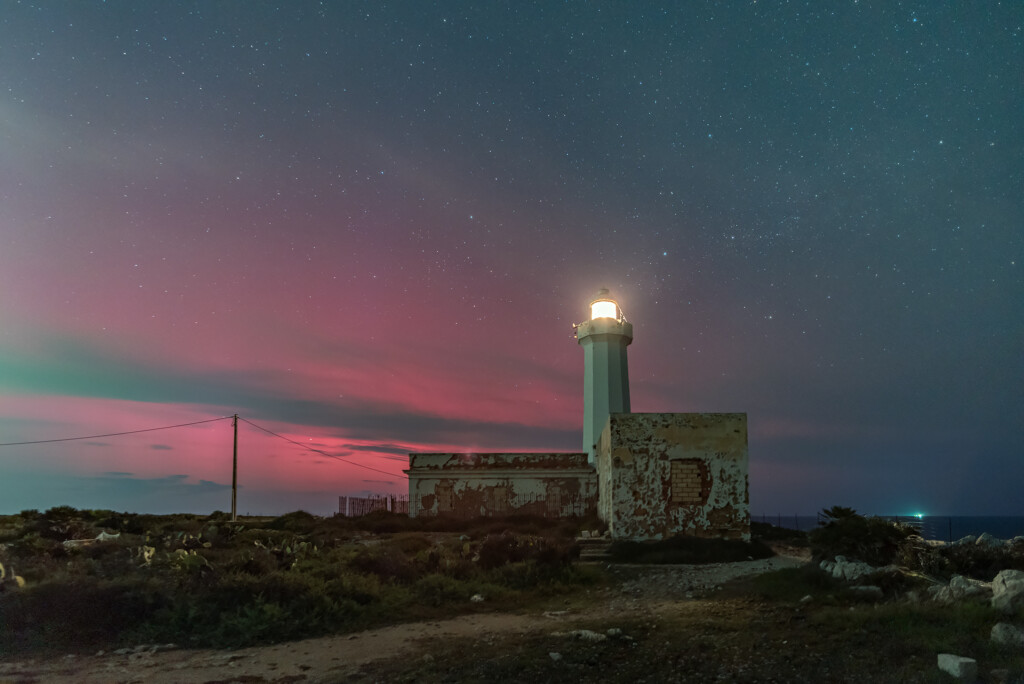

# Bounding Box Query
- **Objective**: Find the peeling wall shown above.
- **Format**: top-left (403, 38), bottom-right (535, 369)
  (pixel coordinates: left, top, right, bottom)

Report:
top-left (597, 413), bottom-right (750, 541)
top-left (406, 453), bottom-right (597, 518)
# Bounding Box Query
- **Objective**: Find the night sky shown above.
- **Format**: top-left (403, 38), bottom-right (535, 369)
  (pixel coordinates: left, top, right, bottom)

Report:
top-left (1, 2), bottom-right (1021, 516)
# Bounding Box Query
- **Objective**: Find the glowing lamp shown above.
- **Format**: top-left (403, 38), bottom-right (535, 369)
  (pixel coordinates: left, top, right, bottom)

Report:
top-left (590, 289), bottom-right (621, 320)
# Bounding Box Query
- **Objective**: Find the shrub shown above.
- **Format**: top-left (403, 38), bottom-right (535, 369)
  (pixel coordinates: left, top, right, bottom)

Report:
top-left (355, 511), bottom-right (423, 534)
top-left (808, 507), bottom-right (914, 566)
top-left (350, 545), bottom-right (418, 584)
top-left (0, 575), bottom-right (166, 653)
top-left (414, 573), bottom-right (470, 606)
top-left (478, 532), bottom-right (524, 569)
top-left (266, 510), bottom-right (318, 533)
top-left (938, 540), bottom-right (1024, 581)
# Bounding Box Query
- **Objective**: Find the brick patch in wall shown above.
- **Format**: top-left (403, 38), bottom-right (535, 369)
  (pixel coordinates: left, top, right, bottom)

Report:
top-left (670, 460), bottom-right (703, 504)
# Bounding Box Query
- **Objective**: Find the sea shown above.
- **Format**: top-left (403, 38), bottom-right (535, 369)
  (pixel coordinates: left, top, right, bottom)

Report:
top-left (754, 514), bottom-right (1024, 543)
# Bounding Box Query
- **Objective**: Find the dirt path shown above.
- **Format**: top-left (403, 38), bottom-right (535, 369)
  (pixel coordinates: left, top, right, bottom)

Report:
top-left (0, 554), bottom-right (806, 684)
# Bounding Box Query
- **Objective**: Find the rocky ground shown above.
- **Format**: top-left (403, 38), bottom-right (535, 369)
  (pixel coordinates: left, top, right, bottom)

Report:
top-left (0, 554), bottom-right (808, 684)
top-left (3, 545), bottom-right (1021, 683)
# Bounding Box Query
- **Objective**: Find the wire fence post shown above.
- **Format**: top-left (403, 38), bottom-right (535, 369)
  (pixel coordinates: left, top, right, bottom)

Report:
top-left (231, 414), bottom-right (238, 522)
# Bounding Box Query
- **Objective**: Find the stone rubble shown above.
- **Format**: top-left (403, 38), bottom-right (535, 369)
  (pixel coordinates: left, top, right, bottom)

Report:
top-left (928, 574), bottom-right (992, 604)
top-left (937, 653), bottom-right (978, 681)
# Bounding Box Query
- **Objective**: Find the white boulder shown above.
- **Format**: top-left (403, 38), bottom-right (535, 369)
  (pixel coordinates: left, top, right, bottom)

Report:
top-left (936, 653), bottom-right (977, 680)
top-left (990, 622), bottom-right (1024, 648)
top-left (829, 556), bottom-right (875, 581)
top-left (929, 575), bottom-right (992, 604)
top-left (991, 569), bottom-right (1024, 614)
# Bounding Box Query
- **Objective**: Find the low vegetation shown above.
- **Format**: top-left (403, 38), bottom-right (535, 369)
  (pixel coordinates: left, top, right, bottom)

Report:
top-left (809, 506), bottom-right (1024, 581)
top-left (608, 535), bottom-right (773, 564)
top-left (0, 507), bottom-right (601, 654)
top-left (359, 516), bottom-right (1024, 683)
top-left (3, 505), bottom-right (1021, 681)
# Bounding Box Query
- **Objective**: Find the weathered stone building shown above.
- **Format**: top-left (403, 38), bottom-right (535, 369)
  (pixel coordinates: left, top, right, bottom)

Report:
top-left (596, 413), bottom-right (749, 540)
top-left (405, 290), bottom-right (750, 541)
top-left (406, 452), bottom-right (597, 518)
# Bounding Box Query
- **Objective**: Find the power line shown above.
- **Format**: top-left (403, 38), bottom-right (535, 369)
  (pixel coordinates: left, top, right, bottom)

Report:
top-left (1, 413), bottom-right (408, 480)
top-left (0, 416), bottom-right (234, 446)
top-left (238, 417), bottom-right (407, 479)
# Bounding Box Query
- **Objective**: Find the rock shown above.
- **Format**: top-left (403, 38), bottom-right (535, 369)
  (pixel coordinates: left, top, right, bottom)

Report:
top-left (937, 653), bottom-right (977, 680)
top-left (113, 648), bottom-right (132, 656)
top-left (470, 594), bottom-right (485, 603)
top-left (849, 585), bottom-right (884, 600)
top-left (954, 535), bottom-right (977, 546)
top-left (606, 628), bottom-right (623, 637)
top-left (976, 532), bottom-right (1002, 547)
top-left (992, 570), bottom-right (1024, 614)
top-left (799, 594), bottom-right (813, 604)
top-left (580, 530), bottom-right (591, 539)
top-left (950, 575), bottom-right (991, 601)
top-left (828, 556), bottom-right (875, 582)
top-left (930, 575), bottom-right (992, 604)
top-left (990, 622), bottom-right (1024, 648)
top-left (553, 629), bottom-right (607, 642)
top-left (549, 652), bottom-right (562, 661)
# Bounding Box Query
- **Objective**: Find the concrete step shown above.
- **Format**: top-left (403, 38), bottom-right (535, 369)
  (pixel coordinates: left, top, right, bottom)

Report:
top-left (576, 537), bottom-right (613, 561)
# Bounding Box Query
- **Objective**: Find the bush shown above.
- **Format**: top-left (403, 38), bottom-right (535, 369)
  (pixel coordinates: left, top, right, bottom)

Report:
top-left (350, 545), bottom-right (418, 584)
top-left (808, 507), bottom-right (914, 566)
top-left (937, 539), bottom-right (1024, 581)
top-left (0, 575), bottom-right (166, 653)
top-left (266, 510), bottom-right (318, 533)
top-left (414, 573), bottom-right (470, 606)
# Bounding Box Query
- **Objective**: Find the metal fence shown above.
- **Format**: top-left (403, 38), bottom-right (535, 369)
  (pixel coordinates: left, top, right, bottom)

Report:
top-left (338, 494), bottom-right (409, 517)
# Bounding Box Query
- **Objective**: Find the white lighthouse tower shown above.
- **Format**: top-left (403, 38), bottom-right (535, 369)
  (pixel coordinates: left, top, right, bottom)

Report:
top-left (576, 288), bottom-right (633, 464)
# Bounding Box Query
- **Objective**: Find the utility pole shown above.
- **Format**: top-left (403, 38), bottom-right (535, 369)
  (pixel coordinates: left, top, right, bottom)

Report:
top-left (231, 414), bottom-right (238, 522)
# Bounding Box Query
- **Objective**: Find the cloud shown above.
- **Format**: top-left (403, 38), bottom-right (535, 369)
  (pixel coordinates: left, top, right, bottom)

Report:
top-left (345, 443), bottom-right (414, 456)
top-left (0, 331), bottom-right (580, 451)
top-left (149, 444), bottom-right (174, 450)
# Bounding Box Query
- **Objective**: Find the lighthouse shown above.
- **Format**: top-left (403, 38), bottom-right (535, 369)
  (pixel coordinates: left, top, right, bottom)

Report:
top-left (576, 288), bottom-right (633, 464)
